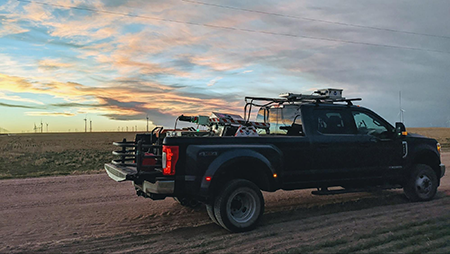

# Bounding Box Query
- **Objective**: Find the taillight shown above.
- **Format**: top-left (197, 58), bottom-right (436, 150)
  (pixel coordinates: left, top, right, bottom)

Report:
top-left (162, 146), bottom-right (179, 175)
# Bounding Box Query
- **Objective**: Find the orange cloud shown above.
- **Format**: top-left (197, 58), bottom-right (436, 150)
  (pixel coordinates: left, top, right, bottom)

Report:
top-left (26, 112), bottom-right (75, 117)
top-left (38, 59), bottom-right (74, 71)
top-left (0, 73), bottom-right (243, 124)
top-left (187, 55), bottom-right (246, 71)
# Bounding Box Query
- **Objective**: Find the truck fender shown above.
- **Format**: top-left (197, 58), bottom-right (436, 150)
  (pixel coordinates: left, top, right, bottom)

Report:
top-left (199, 149), bottom-right (280, 198)
top-left (408, 146), bottom-right (442, 183)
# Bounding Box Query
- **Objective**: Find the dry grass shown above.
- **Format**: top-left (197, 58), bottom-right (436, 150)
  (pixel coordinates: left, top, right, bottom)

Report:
top-left (408, 128), bottom-right (450, 150)
top-left (0, 128), bottom-right (449, 179)
top-left (0, 132), bottom-right (137, 179)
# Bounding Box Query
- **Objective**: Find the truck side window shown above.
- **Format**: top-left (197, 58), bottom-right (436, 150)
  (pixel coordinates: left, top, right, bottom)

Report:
top-left (315, 110), bottom-right (351, 134)
top-left (352, 111), bottom-right (389, 138)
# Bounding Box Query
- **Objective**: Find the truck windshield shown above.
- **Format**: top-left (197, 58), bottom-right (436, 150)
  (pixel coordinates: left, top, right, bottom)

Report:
top-left (256, 105), bottom-right (302, 134)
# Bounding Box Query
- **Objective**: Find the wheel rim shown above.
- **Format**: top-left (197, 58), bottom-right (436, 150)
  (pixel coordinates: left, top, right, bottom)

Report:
top-left (226, 189), bottom-right (257, 224)
top-left (415, 174), bottom-right (432, 196)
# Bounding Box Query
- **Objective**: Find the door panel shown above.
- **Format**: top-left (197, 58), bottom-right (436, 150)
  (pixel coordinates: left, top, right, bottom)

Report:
top-left (351, 110), bottom-right (403, 180)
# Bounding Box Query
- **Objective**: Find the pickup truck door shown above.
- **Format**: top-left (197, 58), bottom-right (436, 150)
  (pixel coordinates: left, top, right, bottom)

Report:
top-left (351, 110), bottom-right (403, 180)
top-left (307, 108), bottom-right (367, 184)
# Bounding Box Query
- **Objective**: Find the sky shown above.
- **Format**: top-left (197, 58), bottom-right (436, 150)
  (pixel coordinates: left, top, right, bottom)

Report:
top-left (0, 0), bottom-right (450, 133)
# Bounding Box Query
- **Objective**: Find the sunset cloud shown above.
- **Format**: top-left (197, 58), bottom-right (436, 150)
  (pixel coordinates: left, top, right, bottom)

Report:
top-left (0, 92), bottom-right (44, 105)
top-left (38, 59), bottom-right (74, 71)
top-left (26, 112), bottom-right (76, 117)
top-left (207, 77), bottom-right (223, 86)
top-left (0, 0), bottom-right (449, 132)
top-left (0, 72), bottom-right (242, 126)
top-left (0, 102), bottom-right (40, 109)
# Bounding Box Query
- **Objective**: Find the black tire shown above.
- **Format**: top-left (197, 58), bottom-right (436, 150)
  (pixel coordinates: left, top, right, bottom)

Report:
top-left (403, 164), bottom-right (438, 202)
top-left (206, 203), bottom-right (220, 225)
top-left (214, 179), bottom-right (264, 232)
top-left (173, 197), bottom-right (200, 208)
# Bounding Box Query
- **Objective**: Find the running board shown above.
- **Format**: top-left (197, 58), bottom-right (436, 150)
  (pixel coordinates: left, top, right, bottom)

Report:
top-left (311, 185), bottom-right (401, 196)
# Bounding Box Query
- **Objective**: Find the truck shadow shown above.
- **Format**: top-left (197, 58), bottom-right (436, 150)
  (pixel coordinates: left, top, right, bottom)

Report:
top-left (168, 189), bottom-right (448, 236)
top-left (264, 189), bottom-right (448, 226)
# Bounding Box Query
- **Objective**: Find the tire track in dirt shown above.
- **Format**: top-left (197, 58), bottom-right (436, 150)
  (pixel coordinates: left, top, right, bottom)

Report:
top-left (7, 196), bottom-right (450, 253)
top-left (1, 153), bottom-right (449, 253)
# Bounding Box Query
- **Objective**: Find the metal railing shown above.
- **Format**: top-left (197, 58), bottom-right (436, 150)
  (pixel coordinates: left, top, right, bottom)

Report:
top-left (111, 127), bottom-right (164, 173)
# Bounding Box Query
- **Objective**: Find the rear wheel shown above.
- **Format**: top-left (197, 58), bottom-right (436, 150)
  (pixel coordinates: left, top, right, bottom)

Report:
top-left (404, 164), bottom-right (438, 202)
top-left (214, 179), bottom-right (264, 232)
top-left (206, 203), bottom-right (220, 225)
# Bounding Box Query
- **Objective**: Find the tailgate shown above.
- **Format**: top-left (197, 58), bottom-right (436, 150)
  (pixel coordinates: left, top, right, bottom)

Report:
top-left (104, 163), bottom-right (138, 182)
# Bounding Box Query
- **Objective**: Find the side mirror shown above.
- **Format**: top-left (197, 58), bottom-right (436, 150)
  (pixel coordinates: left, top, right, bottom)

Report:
top-left (395, 122), bottom-right (407, 137)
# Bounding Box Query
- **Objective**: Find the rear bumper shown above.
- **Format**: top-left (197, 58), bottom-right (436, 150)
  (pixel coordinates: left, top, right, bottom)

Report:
top-left (440, 164), bottom-right (445, 178)
top-left (137, 180), bottom-right (175, 195)
top-left (105, 163), bottom-right (174, 195)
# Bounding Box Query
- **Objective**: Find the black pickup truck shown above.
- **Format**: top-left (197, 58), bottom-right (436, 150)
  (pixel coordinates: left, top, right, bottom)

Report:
top-left (105, 89), bottom-right (445, 232)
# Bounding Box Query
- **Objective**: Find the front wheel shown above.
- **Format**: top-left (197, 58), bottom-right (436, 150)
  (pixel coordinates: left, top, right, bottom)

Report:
top-left (214, 179), bottom-right (264, 232)
top-left (403, 164), bottom-right (438, 202)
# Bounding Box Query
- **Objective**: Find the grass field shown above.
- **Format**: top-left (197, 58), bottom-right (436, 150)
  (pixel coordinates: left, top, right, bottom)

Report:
top-left (0, 132), bottom-right (136, 179)
top-left (0, 128), bottom-right (449, 179)
top-left (408, 128), bottom-right (450, 150)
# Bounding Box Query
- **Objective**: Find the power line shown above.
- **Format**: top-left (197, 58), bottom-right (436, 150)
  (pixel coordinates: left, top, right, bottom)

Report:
top-left (182, 0), bottom-right (450, 40)
top-left (16, 0), bottom-right (450, 54)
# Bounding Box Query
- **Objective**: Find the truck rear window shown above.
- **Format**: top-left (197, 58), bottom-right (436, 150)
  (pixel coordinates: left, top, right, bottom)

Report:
top-left (256, 106), bottom-right (303, 135)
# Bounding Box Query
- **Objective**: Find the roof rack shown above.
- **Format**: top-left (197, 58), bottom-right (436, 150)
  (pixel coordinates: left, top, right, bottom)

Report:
top-left (243, 89), bottom-right (361, 121)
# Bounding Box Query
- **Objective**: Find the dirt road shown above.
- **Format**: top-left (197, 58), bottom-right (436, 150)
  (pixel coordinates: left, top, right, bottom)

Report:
top-left (1, 153), bottom-right (449, 253)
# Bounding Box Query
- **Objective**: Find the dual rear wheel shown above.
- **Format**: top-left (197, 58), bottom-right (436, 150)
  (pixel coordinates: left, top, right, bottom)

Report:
top-left (206, 179), bottom-right (264, 232)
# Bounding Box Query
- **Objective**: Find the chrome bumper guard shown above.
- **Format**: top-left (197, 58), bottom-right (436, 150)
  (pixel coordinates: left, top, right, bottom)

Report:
top-left (141, 180), bottom-right (175, 195)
